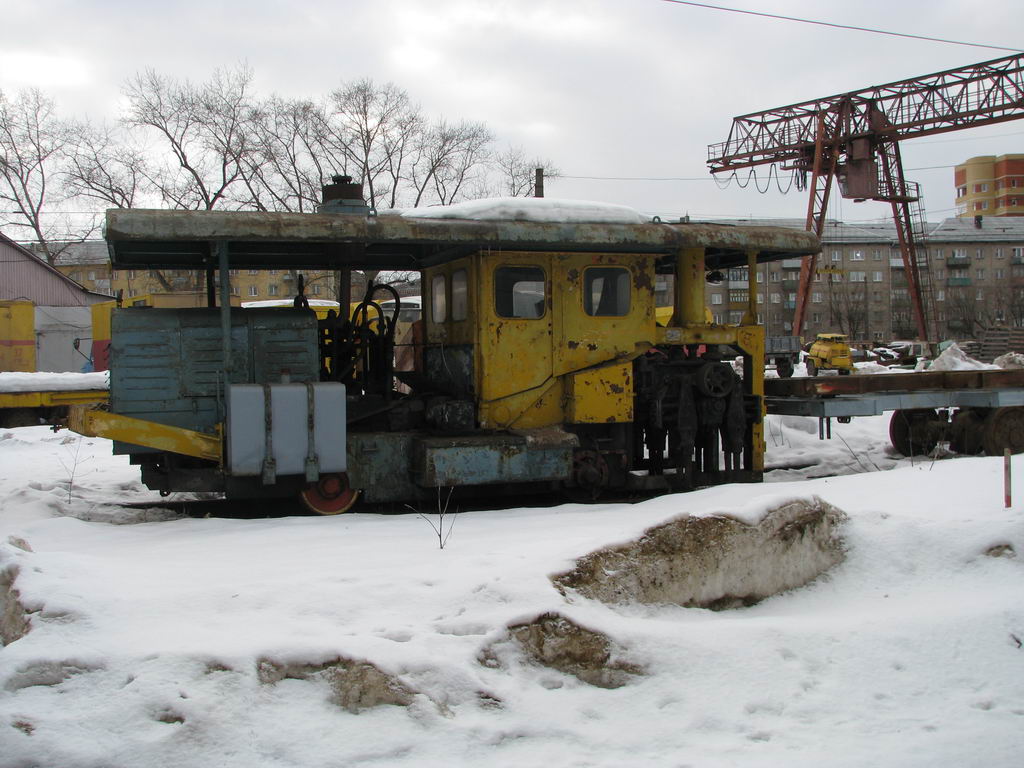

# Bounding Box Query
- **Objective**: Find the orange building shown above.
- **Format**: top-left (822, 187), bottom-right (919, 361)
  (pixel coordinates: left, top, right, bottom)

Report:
top-left (955, 154), bottom-right (1024, 217)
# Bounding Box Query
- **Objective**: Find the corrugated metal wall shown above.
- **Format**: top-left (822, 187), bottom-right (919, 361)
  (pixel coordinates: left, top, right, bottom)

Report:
top-left (1, 237), bottom-right (94, 306)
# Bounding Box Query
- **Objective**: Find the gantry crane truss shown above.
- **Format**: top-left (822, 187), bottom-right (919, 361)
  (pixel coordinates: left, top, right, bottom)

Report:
top-left (708, 52), bottom-right (1024, 341)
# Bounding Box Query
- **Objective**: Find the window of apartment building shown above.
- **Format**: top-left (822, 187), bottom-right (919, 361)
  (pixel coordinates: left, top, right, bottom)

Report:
top-left (830, 250), bottom-right (841, 262)
top-left (849, 271), bottom-right (866, 282)
top-left (248, 286), bottom-right (258, 297)
top-left (872, 249), bottom-right (882, 261)
top-left (229, 270), bottom-right (238, 277)
top-left (975, 202), bottom-right (989, 210)
top-left (757, 294), bottom-right (764, 304)
top-left (812, 312), bottom-right (822, 323)
top-left (1014, 247), bottom-right (1024, 259)
top-left (757, 313), bottom-right (764, 325)
top-left (1013, 179), bottom-right (1021, 188)
top-left (770, 271), bottom-right (780, 282)
top-left (850, 250), bottom-right (864, 261)
top-left (936, 290), bottom-right (945, 302)
top-left (995, 248), bottom-right (1004, 259)
top-left (976, 269), bottom-right (985, 280)
top-left (957, 186), bottom-right (967, 197)
top-left (787, 292), bottom-right (797, 303)
top-left (1011, 198), bottom-right (1020, 206)
top-left (976, 289), bottom-right (985, 302)
top-left (128, 289), bottom-right (139, 298)
top-left (938, 311), bottom-right (946, 322)
top-left (872, 271), bottom-right (883, 282)
top-left (934, 269), bottom-right (945, 280)
top-left (1014, 265), bottom-right (1024, 278)
top-left (813, 271), bottom-right (822, 282)
top-left (952, 248), bottom-right (968, 259)
top-left (268, 270), bottom-right (278, 275)
top-left (812, 292), bottom-right (822, 303)
top-left (128, 270), bottom-right (136, 279)
top-left (729, 290), bottom-right (748, 303)
top-left (996, 268), bottom-right (1005, 279)
top-left (111, 270), bottom-right (118, 279)
top-left (771, 293), bottom-right (781, 304)
top-left (831, 272), bottom-right (843, 282)
top-left (756, 271), bottom-right (763, 283)
top-left (975, 183), bottom-right (988, 192)
top-left (249, 269), bottom-right (258, 275)
top-left (933, 249), bottom-right (943, 259)
top-left (711, 293), bottom-right (722, 305)
top-left (268, 285), bottom-right (279, 296)
top-left (311, 285), bottom-right (321, 295)
top-left (713, 313), bottom-right (723, 324)
top-left (729, 311), bottom-right (743, 324)
top-left (975, 248), bottom-right (985, 259)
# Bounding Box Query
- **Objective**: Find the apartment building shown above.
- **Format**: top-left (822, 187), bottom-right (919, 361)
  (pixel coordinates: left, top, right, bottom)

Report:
top-left (707, 216), bottom-right (1024, 343)
top-left (955, 154), bottom-right (1024, 218)
top-left (34, 214), bottom-right (1024, 344)
top-left (45, 241), bottom-right (337, 306)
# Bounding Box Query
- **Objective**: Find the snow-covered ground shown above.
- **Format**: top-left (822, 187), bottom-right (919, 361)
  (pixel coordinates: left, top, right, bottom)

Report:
top-left (1, 409), bottom-right (1022, 767)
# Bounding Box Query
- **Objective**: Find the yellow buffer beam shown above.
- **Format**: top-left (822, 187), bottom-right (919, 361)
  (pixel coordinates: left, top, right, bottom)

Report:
top-left (67, 406), bottom-right (223, 463)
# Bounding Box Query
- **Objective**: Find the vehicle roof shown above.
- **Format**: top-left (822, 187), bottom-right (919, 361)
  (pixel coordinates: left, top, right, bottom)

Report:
top-left (103, 209), bottom-right (820, 272)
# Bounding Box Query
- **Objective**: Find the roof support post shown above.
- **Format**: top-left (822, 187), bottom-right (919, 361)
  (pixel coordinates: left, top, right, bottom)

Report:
top-left (673, 246), bottom-right (707, 326)
top-left (743, 249), bottom-right (759, 325)
top-left (216, 241), bottom-right (232, 375)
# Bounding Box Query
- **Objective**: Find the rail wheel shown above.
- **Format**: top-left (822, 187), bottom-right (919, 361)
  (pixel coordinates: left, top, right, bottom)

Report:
top-left (950, 409), bottom-right (986, 455)
top-left (696, 362), bottom-right (734, 397)
top-left (564, 450), bottom-right (610, 502)
top-left (300, 473), bottom-right (360, 515)
top-left (888, 409), bottom-right (940, 457)
top-left (981, 407), bottom-right (1024, 456)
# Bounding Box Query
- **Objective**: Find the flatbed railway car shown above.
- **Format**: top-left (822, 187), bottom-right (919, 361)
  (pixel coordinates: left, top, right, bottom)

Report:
top-left (66, 187), bottom-right (819, 512)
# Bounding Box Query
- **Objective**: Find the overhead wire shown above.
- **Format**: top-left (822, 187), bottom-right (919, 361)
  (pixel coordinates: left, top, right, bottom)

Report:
top-left (657, 0), bottom-right (1023, 53)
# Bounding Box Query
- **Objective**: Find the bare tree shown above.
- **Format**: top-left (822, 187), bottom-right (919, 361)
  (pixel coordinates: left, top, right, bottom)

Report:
top-left (409, 118), bottom-right (492, 206)
top-left (123, 64), bottom-right (256, 210)
top-left (493, 145), bottom-right (560, 197)
top-left (826, 276), bottom-right (869, 340)
top-left (64, 121), bottom-right (147, 209)
top-left (0, 87), bottom-right (76, 262)
top-left (238, 96), bottom-right (336, 213)
top-left (328, 79), bottom-right (422, 209)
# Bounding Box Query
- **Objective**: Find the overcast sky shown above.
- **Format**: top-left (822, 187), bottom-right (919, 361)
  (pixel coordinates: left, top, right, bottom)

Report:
top-left (3, 0), bottom-right (1023, 224)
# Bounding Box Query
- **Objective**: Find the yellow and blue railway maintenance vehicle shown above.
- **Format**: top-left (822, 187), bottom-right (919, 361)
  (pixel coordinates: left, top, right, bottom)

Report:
top-left (66, 183), bottom-right (819, 512)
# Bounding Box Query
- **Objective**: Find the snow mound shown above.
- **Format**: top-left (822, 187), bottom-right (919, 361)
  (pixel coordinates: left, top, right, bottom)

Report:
top-left (927, 342), bottom-right (998, 372)
top-left (553, 497), bottom-right (846, 609)
top-left (400, 197), bottom-right (649, 224)
top-left (994, 351), bottom-right (1024, 369)
top-left (480, 612), bottom-right (644, 690)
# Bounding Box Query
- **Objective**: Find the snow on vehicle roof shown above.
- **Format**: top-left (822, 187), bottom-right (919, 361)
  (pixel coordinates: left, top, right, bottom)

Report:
top-left (240, 299), bottom-right (340, 309)
top-left (399, 197), bottom-right (649, 224)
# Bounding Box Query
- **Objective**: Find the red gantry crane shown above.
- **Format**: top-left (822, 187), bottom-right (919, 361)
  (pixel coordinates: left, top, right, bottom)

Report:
top-left (707, 52), bottom-right (1024, 342)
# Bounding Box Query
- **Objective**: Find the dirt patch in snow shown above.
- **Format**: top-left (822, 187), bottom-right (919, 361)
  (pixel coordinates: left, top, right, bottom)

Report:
top-left (1, 565), bottom-right (31, 646)
top-left (553, 497), bottom-right (846, 609)
top-left (257, 657), bottom-right (417, 713)
top-left (479, 612), bottom-right (644, 689)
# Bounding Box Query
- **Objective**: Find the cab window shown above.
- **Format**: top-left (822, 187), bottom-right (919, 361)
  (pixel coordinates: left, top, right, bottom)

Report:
top-left (495, 266), bottom-right (545, 319)
top-left (584, 266), bottom-right (631, 316)
top-left (451, 269), bottom-right (468, 321)
top-left (431, 274), bottom-right (447, 323)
